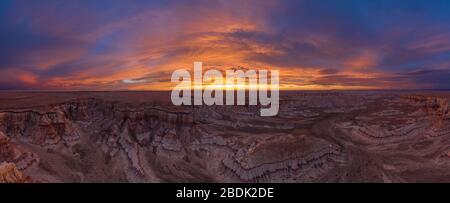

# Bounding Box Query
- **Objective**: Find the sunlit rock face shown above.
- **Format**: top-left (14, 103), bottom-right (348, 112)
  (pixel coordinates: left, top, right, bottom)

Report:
top-left (0, 162), bottom-right (31, 183)
top-left (0, 91), bottom-right (449, 182)
top-left (0, 131), bottom-right (38, 171)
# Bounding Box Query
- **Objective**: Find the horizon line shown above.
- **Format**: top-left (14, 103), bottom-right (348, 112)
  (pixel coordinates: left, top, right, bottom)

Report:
top-left (1, 89), bottom-right (450, 93)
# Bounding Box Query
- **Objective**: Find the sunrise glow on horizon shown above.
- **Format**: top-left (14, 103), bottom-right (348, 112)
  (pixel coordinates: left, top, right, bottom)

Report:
top-left (1, 0), bottom-right (450, 91)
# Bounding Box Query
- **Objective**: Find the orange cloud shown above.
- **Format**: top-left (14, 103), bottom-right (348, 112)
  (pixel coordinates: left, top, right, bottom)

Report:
top-left (345, 50), bottom-right (379, 71)
top-left (18, 72), bottom-right (39, 85)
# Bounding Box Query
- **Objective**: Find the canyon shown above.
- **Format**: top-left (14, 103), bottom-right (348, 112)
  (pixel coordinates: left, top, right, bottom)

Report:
top-left (0, 91), bottom-right (449, 182)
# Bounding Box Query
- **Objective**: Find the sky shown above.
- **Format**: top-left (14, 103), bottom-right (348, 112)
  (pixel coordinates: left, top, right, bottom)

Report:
top-left (1, 0), bottom-right (450, 90)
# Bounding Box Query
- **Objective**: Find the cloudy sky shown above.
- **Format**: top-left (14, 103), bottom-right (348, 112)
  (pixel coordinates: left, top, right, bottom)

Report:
top-left (1, 0), bottom-right (450, 90)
